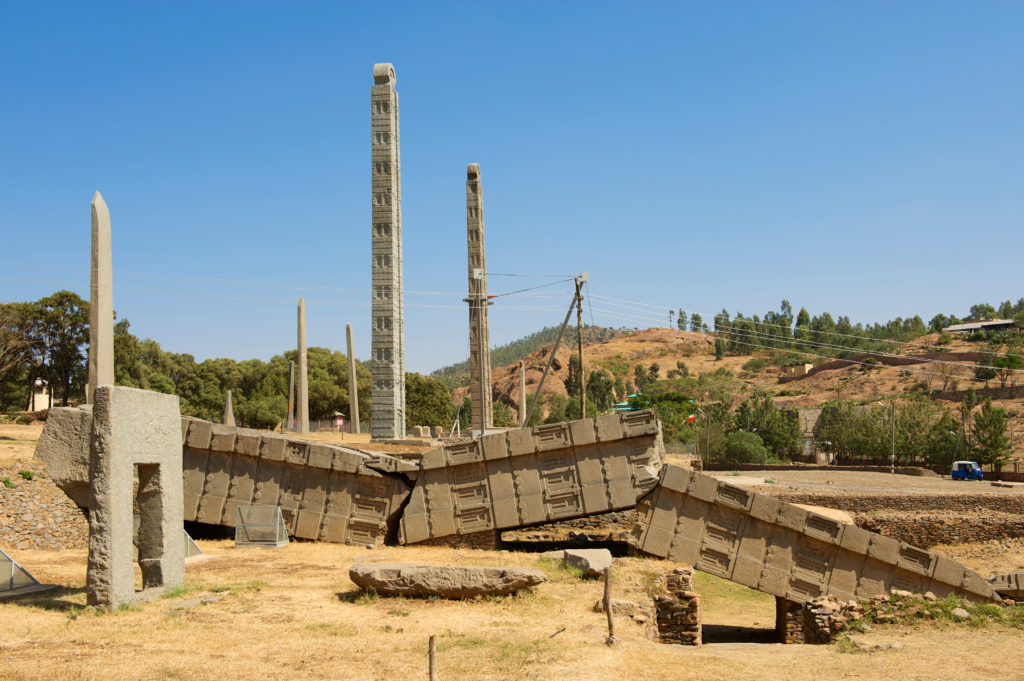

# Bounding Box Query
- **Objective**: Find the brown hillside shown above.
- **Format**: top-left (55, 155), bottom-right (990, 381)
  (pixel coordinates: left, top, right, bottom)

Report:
top-left (460, 328), bottom-right (1023, 457)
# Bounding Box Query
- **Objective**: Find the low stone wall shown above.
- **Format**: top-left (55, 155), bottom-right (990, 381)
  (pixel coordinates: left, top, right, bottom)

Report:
top-left (500, 510), bottom-right (638, 543)
top-left (776, 596), bottom-right (865, 644)
top-left (769, 491), bottom-right (1024, 514)
top-left (653, 567), bottom-right (702, 645)
top-left (0, 460), bottom-right (88, 551)
top-left (411, 530), bottom-right (500, 550)
top-left (855, 511), bottom-right (1024, 548)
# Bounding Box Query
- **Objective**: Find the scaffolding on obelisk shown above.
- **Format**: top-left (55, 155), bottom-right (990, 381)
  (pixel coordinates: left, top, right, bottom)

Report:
top-left (464, 163), bottom-right (493, 433)
top-left (369, 63), bottom-right (405, 440)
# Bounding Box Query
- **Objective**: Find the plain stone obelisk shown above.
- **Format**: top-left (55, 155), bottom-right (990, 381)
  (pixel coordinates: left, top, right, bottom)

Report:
top-left (297, 298), bottom-right (309, 434)
top-left (346, 323), bottom-right (360, 435)
top-left (370, 63), bottom-right (405, 440)
top-left (223, 390), bottom-right (235, 427)
top-left (286, 361), bottom-right (295, 431)
top-left (519, 360), bottom-right (527, 426)
top-left (88, 191), bottom-right (114, 404)
top-left (465, 163), bottom-right (493, 432)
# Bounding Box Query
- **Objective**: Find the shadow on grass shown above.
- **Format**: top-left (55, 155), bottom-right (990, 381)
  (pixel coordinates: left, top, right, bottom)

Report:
top-left (20, 586), bottom-right (87, 612)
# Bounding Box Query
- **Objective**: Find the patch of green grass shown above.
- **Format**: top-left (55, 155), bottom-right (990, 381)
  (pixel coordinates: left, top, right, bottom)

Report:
top-left (160, 582), bottom-right (194, 599)
top-left (18, 470), bottom-right (33, 480)
top-left (729, 470), bottom-right (741, 476)
top-left (207, 579), bottom-right (268, 595)
top-left (639, 569), bottom-right (663, 597)
top-left (834, 634), bottom-right (865, 654)
top-left (535, 556), bottom-right (584, 580)
top-left (764, 477), bottom-right (777, 484)
top-left (437, 632), bottom-right (487, 652)
top-left (2, 477), bottom-right (16, 489)
top-left (692, 571), bottom-right (774, 606)
top-left (387, 608), bottom-right (410, 617)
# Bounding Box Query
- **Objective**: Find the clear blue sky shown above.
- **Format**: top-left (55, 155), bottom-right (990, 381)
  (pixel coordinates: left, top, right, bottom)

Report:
top-left (2, 1), bottom-right (1021, 373)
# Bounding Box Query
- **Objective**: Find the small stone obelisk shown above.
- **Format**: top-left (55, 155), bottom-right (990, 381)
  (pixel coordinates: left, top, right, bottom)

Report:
top-left (297, 298), bottom-right (309, 434)
top-left (346, 323), bottom-right (360, 435)
top-left (286, 361), bottom-right (295, 431)
top-left (519, 360), bottom-right (527, 426)
top-left (223, 390), bottom-right (235, 427)
top-left (88, 191), bottom-right (114, 404)
top-left (370, 62), bottom-right (405, 440)
top-left (465, 163), bottom-right (493, 432)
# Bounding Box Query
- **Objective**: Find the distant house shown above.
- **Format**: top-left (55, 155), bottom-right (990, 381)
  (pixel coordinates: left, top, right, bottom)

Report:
top-left (28, 378), bottom-right (51, 412)
top-left (797, 408), bottom-right (826, 463)
top-left (784, 363), bottom-right (814, 378)
top-left (944, 319), bottom-right (1016, 334)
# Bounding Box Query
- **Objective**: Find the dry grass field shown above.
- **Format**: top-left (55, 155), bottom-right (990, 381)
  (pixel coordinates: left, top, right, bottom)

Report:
top-left (3, 540), bottom-right (1024, 681)
top-left (3, 423), bottom-right (1024, 680)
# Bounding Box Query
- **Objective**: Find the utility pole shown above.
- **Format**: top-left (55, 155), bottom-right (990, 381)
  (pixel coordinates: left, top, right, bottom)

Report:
top-left (523, 285), bottom-right (583, 427)
top-left (575, 275), bottom-right (586, 419)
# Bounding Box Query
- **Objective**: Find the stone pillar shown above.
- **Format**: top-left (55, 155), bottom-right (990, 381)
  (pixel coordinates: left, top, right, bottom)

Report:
top-left (465, 163), bottom-right (492, 432)
top-left (88, 191), bottom-right (114, 404)
top-left (223, 390), bottom-right (235, 427)
top-left (653, 567), bottom-right (702, 645)
top-left (297, 298), bottom-right (309, 434)
top-left (370, 62), bottom-right (405, 440)
top-left (286, 361), bottom-right (295, 431)
top-left (86, 386), bottom-right (183, 609)
top-left (519, 360), bottom-right (527, 426)
top-left (346, 323), bottom-right (360, 435)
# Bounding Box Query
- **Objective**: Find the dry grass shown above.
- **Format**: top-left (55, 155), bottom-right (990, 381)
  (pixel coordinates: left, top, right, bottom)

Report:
top-left (0, 421), bottom-right (43, 467)
top-left (2, 541), bottom-right (1022, 681)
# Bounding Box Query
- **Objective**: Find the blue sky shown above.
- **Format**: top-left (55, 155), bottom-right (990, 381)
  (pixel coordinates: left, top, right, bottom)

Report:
top-left (2, 1), bottom-right (1021, 373)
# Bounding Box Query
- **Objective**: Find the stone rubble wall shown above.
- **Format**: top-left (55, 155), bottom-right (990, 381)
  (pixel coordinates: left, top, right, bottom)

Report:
top-left (854, 511), bottom-right (1024, 548)
top-left (652, 567), bottom-right (702, 645)
top-left (0, 460), bottom-right (88, 551)
top-left (775, 595), bottom-right (865, 644)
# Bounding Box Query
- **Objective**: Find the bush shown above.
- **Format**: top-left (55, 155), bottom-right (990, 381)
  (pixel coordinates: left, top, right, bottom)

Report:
top-left (16, 414), bottom-right (33, 425)
top-left (35, 408), bottom-right (48, 422)
top-left (937, 332), bottom-right (953, 346)
top-left (741, 358), bottom-right (767, 373)
top-left (18, 470), bottom-right (33, 480)
top-left (723, 431), bottom-right (769, 464)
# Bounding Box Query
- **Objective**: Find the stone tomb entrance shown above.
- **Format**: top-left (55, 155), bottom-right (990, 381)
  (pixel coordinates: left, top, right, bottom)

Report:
top-left (86, 386), bottom-right (184, 610)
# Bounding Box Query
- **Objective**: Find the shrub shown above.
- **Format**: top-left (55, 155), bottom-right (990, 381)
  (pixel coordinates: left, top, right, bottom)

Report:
top-left (723, 431), bottom-right (768, 464)
top-left (16, 414), bottom-right (33, 425)
top-left (937, 332), bottom-right (953, 346)
top-left (742, 358), bottom-right (767, 373)
top-left (18, 470), bottom-right (33, 480)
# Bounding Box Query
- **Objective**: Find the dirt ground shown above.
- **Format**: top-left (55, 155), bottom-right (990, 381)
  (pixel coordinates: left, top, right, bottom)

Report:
top-left (3, 541), bottom-right (1024, 681)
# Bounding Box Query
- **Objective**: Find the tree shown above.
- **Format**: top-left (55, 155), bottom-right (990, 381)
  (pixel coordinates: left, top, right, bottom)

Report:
top-left (969, 303), bottom-right (997, 320)
top-left (723, 431), bottom-right (768, 464)
top-left (960, 388), bottom-right (979, 448)
top-left (33, 291), bottom-right (89, 405)
top-left (924, 411), bottom-right (963, 468)
top-left (587, 370), bottom-right (615, 411)
top-left (677, 309), bottom-right (687, 331)
top-left (714, 338), bottom-right (726, 360)
top-left (794, 307), bottom-right (811, 339)
top-left (633, 364), bottom-right (650, 393)
top-left (564, 353), bottom-right (582, 397)
top-left (405, 373), bottom-right (453, 428)
top-left (648, 362), bottom-right (660, 383)
top-left (993, 352), bottom-right (1022, 387)
top-left (972, 399), bottom-right (1011, 469)
top-left (689, 313), bottom-right (703, 333)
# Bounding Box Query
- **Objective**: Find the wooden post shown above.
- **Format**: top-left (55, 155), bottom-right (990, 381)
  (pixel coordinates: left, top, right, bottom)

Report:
top-left (575, 277), bottom-right (585, 418)
top-left (429, 635), bottom-right (438, 680)
top-left (603, 566), bottom-right (617, 646)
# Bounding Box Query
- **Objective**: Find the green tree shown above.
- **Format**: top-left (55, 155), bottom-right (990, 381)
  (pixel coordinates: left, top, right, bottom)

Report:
top-left (924, 411), bottom-right (964, 468)
top-left (586, 370), bottom-right (615, 411)
top-left (677, 309), bottom-right (687, 331)
top-left (993, 352), bottom-right (1022, 387)
top-left (972, 399), bottom-right (1011, 469)
top-left (714, 338), bottom-right (726, 360)
top-left (723, 430), bottom-right (769, 464)
top-left (689, 313), bottom-right (703, 333)
top-left (33, 291), bottom-right (89, 405)
top-left (492, 401), bottom-right (517, 428)
top-left (564, 353), bottom-right (582, 397)
top-left (405, 373), bottom-right (453, 428)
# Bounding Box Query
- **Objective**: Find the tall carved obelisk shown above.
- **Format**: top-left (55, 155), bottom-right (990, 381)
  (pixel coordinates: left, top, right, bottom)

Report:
top-left (465, 163), bottom-right (492, 432)
top-left (370, 63), bottom-right (405, 440)
top-left (88, 191), bottom-right (114, 404)
top-left (346, 323), bottom-right (360, 435)
top-left (297, 297), bottom-right (309, 434)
